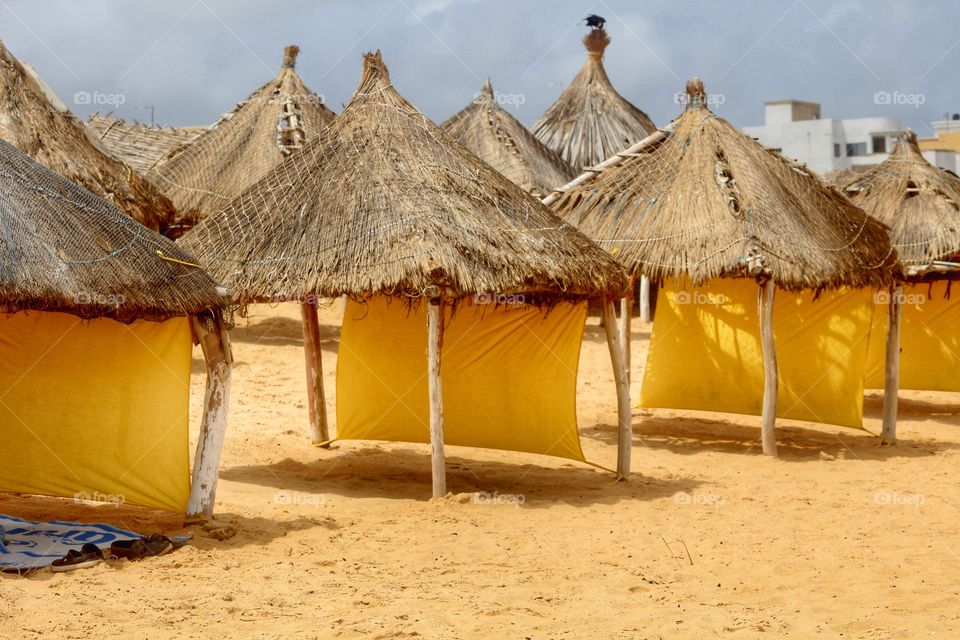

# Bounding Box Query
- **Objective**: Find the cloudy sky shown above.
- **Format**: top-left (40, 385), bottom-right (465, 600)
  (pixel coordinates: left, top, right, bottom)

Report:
top-left (1, 0), bottom-right (957, 136)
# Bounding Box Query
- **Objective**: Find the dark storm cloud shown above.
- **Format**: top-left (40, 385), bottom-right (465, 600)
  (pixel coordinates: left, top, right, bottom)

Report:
top-left (0, 0), bottom-right (957, 136)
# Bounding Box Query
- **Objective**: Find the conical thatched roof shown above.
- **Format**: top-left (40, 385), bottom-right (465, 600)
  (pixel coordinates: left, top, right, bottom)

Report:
top-left (0, 40), bottom-right (176, 233)
top-left (548, 78), bottom-right (900, 291)
top-left (442, 78), bottom-right (576, 197)
top-left (0, 139), bottom-right (222, 322)
top-left (148, 45), bottom-right (335, 231)
top-left (842, 131), bottom-right (960, 268)
top-left (531, 27), bottom-right (656, 172)
top-left (181, 52), bottom-right (626, 303)
top-left (86, 113), bottom-right (205, 173)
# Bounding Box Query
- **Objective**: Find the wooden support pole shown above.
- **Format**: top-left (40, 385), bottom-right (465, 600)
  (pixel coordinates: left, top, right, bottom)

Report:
top-left (881, 283), bottom-right (903, 444)
top-left (639, 275), bottom-right (652, 323)
top-left (301, 301), bottom-right (329, 444)
top-left (187, 311), bottom-right (233, 519)
top-left (427, 299), bottom-right (447, 497)
top-left (619, 275), bottom-right (635, 384)
top-left (758, 279), bottom-right (778, 457)
top-left (602, 299), bottom-right (632, 477)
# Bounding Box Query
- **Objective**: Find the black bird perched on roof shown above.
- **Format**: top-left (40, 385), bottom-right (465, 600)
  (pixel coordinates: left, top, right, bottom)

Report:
top-left (584, 14), bottom-right (606, 29)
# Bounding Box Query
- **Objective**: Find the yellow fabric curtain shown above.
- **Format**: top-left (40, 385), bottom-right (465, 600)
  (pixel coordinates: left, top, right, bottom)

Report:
top-left (0, 311), bottom-right (191, 511)
top-left (337, 296), bottom-right (587, 461)
top-left (865, 281), bottom-right (960, 391)
top-left (640, 279), bottom-right (874, 429)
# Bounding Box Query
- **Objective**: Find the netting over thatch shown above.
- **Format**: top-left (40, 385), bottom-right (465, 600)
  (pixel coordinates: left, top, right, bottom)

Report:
top-left (181, 51), bottom-right (626, 303)
top-left (531, 27), bottom-right (656, 172)
top-left (0, 139), bottom-right (223, 322)
top-left (148, 45), bottom-right (335, 232)
top-left (841, 131), bottom-right (960, 270)
top-left (548, 78), bottom-right (900, 291)
top-left (442, 78), bottom-right (576, 198)
top-left (87, 113), bottom-right (205, 174)
top-left (0, 40), bottom-right (176, 233)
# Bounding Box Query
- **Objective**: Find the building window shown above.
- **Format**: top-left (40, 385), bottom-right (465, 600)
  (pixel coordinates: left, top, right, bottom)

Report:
top-left (846, 142), bottom-right (867, 157)
top-left (834, 144), bottom-right (843, 158)
top-left (872, 136), bottom-right (886, 154)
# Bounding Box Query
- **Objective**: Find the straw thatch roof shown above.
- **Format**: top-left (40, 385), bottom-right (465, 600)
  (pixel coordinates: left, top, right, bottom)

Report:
top-left (841, 131), bottom-right (960, 268)
top-left (0, 139), bottom-right (222, 322)
top-left (181, 51), bottom-right (626, 303)
top-left (0, 40), bottom-right (176, 233)
top-left (86, 113), bottom-right (205, 174)
top-left (531, 27), bottom-right (656, 172)
top-left (148, 45), bottom-right (335, 231)
top-left (548, 78), bottom-right (900, 291)
top-left (442, 78), bottom-right (576, 197)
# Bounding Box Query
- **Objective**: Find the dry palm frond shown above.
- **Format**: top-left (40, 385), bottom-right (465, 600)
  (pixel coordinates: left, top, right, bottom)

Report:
top-left (842, 131), bottom-right (960, 268)
top-left (149, 45), bottom-right (335, 231)
top-left (549, 77), bottom-right (900, 291)
top-left (0, 40), bottom-right (176, 233)
top-left (443, 78), bottom-right (576, 198)
top-left (531, 27), bottom-right (656, 172)
top-left (86, 113), bottom-right (205, 173)
top-left (181, 51), bottom-right (626, 303)
top-left (0, 139), bottom-right (222, 322)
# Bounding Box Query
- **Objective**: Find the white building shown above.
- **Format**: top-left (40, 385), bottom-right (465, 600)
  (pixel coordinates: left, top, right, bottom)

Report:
top-left (743, 100), bottom-right (956, 176)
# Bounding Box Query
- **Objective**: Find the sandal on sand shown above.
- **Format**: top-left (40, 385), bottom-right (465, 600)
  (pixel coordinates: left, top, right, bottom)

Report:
top-left (109, 534), bottom-right (174, 560)
top-left (51, 543), bottom-right (104, 572)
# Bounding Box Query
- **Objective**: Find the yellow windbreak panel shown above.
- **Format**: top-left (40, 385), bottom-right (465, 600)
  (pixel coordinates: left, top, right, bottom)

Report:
top-left (0, 312), bottom-right (191, 511)
top-left (337, 296), bottom-right (587, 461)
top-left (640, 279), bottom-right (873, 429)
top-left (865, 281), bottom-right (960, 391)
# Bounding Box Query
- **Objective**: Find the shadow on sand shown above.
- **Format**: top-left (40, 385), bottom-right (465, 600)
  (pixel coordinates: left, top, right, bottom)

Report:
top-left (219, 445), bottom-right (703, 508)
top-left (582, 411), bottom-right (956, 461)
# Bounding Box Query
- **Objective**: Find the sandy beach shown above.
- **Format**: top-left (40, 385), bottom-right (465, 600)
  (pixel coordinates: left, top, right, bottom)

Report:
top-left (2, 302), bottom-right (958, 639)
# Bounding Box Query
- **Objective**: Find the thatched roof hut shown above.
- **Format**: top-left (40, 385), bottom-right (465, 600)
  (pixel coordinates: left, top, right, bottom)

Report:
top-left (0, 138), bottom-right (230, 517)
top-left (0, 40), bottom-right (176, 233)
top-left (0, 139), bottom-right (221, 321)
top-left (547, 77), bottom-right (901, 458)
top-left (442, 78), bottom-right (576, 197)
top-left (841, 131), bottom-right (960, 443)
top-left (183, 52), bottom-right (629, 495)
top-left (86, 113), bottom-right (205, 174)
top-left (182, 51), bottom-right (625, 303)
top-left (148, 45), bottom-right (335, 231)
top-left (548, 78), bottom-right (899, 291)
top-left (531, 26), bottom-right (656, 172)
top-left (841, 131), bottom-right (960, 270)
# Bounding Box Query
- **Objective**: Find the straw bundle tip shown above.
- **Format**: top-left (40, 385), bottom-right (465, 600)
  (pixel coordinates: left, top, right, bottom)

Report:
top-left (685, 77), bottom-right (706, 108)
top-left (583, 27), bottom-right (610, 57)
top-left (482, 76), bottom-right (493, 95)
top-left (359, 50), bottom-right (390, 86)
top-left (282, 45), bottom-right (300, 68)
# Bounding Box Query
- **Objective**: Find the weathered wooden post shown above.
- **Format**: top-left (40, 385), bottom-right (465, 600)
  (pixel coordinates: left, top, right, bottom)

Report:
top-left (881, 283), bottom-right (903, 444)
top-left (619, 275), bottom-right (635, 383)
top-left (639, 275), bottom-right (652, 322)
top-left (603, 298), bottom-right (632, 476)
top-left (301, 300), bottom-right (329, 444)
top-left (187, 311), bottom-right (233, 519)
top-left (427, 298), bottom-right (447, 497)
top-left (758, 278), bottom-right (778, 457)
